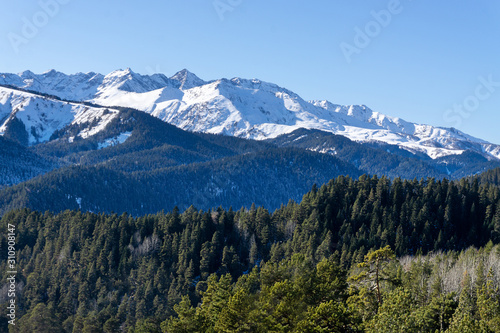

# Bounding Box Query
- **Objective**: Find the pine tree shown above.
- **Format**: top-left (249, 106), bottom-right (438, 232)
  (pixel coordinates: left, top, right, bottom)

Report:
top-left (349, 245), bottom-right (397, 305)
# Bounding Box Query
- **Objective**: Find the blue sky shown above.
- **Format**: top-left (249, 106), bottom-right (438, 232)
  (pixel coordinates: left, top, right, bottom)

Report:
top-left (1, 0), bottom-right (500, 143)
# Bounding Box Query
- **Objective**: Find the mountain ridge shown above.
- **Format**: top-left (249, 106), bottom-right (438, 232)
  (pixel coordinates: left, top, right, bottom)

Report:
top-left (1, 68), bottom-right (499, 162)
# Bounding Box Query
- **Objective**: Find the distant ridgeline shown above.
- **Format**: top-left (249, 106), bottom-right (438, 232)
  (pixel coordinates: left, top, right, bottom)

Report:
top-left (1, 174), bottom-right (500, 331)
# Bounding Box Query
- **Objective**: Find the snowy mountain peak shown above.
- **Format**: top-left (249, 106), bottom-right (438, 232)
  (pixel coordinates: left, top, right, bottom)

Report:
top-left (42, 69), bottom-right (58, 76)
top-left (171, 68), bottom-right (190, 78)
top-left (104, 68), bottom-right (134, 80)
top-left (19, 70), bottom-right (35, 78)
top-left (99, 69), bottom-right (172, 94)
top-left (170, 69), bottom-right (206, 90)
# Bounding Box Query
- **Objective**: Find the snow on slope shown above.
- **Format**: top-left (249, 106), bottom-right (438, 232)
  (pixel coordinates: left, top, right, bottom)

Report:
top-left (1, 68), bottom-right (499, 160)
top-left (89, 74), bottom-right (498, 159)
top-left (0, 86), bottom-right (119, 145)
top-left (97, 131), bottom-right (132, 149)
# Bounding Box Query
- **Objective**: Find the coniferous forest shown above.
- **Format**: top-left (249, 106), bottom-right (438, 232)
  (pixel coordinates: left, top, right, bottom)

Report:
top-left (1, 174), bottom-right (500, 332)
top-left (1, 2), bottom-right (499, 331)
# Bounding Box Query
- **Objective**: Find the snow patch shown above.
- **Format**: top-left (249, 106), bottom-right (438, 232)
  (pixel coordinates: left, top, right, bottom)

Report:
top-left (98, 131), bottom-right (132, 149)
top-left (293, 135), bottom-right (308, 142)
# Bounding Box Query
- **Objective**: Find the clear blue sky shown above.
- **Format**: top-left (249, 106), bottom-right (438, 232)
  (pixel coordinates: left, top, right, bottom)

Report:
top-left (1, 0), bottom-right (499, 143)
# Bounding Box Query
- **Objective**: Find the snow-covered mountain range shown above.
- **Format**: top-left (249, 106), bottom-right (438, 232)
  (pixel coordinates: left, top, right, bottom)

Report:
top-left (1, 68), bottom-right (499, 160)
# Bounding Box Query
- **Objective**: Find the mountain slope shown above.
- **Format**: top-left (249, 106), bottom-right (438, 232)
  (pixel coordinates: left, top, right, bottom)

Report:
top-left (0, 85), bottom-right (120, 145)
top-left (32, 108), bottom-right (239, 166)
top-left (0, 136), bottom-right (56, 187)
top-left (268, 128), bottom-right (500, 180)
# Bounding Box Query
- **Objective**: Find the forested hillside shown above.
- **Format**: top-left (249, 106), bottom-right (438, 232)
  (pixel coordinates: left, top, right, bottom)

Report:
top-left (1, 174), bottom-right (499, 332)
top-left (0, 148), bottom-right (359, 215)
top-left (268, 128), bottom-right (500, 180)
top-left (0, 137), bottom-right (56, 188)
